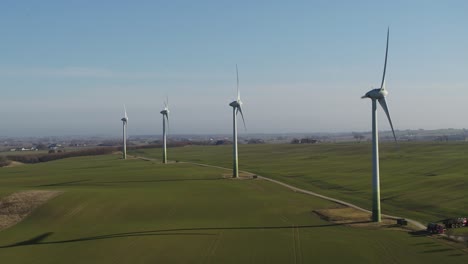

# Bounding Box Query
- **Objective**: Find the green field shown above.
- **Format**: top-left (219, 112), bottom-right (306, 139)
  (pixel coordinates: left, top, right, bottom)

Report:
top-left (133, 142), bottom-right (468, 224)
top-left (0, 148), bottom-right (467, 263)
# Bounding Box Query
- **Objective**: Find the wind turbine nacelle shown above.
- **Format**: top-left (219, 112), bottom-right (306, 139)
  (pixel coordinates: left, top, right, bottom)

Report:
top-left (362, 88), bottom-right (387, 100)
top-left (160, 110), bottom-right (168, 115)
top-left (121, 117), bottom-right (128, 122)
top-left (230, 100), bottom-right (242, 108)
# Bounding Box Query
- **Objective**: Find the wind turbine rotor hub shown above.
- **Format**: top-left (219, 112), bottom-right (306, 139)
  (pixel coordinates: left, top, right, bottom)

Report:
top-left (380, 89), bottom-right (388, 97)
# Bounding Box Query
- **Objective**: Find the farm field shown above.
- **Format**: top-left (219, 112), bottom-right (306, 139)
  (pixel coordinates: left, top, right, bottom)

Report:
top-left (0, 154), bottom-right (467, 263)
top-left (132, 142), bottom-right (468, 224)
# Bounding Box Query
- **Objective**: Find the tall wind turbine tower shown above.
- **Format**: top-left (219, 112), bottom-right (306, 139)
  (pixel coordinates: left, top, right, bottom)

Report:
top-left (229, 65), bottom-right (246, 178)
top-left (121, 105), bottom-right (128, 160)
top-left (361, 28), bottom-right (398, 222)
top-left (160, 98), bottom-right (169, 164)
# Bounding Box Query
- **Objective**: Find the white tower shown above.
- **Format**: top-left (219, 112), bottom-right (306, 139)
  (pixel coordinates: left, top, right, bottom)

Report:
top-left (121, 105), bottom-right (128, 160)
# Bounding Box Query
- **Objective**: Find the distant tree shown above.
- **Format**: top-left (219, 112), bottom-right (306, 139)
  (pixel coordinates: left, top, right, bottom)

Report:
top-left (291, 138), bottom-right (300, 144)
top-left (353, 132), bottom-right (365, 143)
top-left (98, 140), bottom-right (121, 146)
top-left (36, 144), bottom-right (48, 150)
top-left (215, 140), bottom-right (231, 145)
top-left (435, 135), bottom-right (449, 142)
top-left (300, 138), bottom-right (318, 144)
top-left (248, 139), bottom-right (265, 144)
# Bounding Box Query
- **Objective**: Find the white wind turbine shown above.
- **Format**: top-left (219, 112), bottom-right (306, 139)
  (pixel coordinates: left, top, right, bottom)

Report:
top-left (121, 105), bottom-right (128, 160)
top-left (361, 28), bottom-right (398, 222)
top-left (160, 98), bottom-right (169, 164)
top-left (229, 65), bottom-right (246, 178)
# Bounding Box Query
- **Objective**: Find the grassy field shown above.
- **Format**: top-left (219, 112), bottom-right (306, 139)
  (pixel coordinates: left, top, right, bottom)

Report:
top-left (0, 154), bottom-right (467, 263)
top-left (132, 142), bottom-right (468, 224)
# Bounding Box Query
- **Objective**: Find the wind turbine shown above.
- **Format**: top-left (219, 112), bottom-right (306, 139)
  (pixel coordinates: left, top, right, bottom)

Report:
top-left (121, 105), bottom-right (128, 160)
top-left (361, 28), bottom-right (398, 222)
top-left (160, 98), bottom-right (169, 164)
top-left (229, 65), bottom-right (246, 178)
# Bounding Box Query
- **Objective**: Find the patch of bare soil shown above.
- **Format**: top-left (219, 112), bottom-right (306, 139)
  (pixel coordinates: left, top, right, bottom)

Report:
top-left (5, 161), bottom-right (25, 168)
top-left (0, 190), bottom-right (63, 231)
top-left (314, 207), bottom-right (405, 230)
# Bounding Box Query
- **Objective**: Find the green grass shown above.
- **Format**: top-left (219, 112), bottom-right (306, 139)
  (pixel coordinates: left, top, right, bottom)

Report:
top-left (133, 142), bottom-right (468, 224)
top-left (0, 153), bottom-right (467, 263)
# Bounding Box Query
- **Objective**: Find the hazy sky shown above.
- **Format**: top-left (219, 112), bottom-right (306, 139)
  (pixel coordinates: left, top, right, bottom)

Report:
top-left (1, 0), bottom-right (467, 136)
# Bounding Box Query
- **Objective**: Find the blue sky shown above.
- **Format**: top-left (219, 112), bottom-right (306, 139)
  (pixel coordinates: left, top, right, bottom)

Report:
top-left (1, 0), bottom-right (467, 136)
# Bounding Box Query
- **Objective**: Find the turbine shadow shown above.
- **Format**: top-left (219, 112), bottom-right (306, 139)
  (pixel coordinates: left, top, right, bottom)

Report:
top-left (0, 232), bottom-right (214, 249)
top-left (35, 178), bottom-right (224, 187)
top-left (0, 222), bottom-right (360, 248)
top-left (422, 248), bottom-right (455, 253)
top-left (95, 178), bottom-right (224, 184)
top-left (37, 179), bottom-right (91, 187)
top-left (1, 232), bottom-right (54, 248)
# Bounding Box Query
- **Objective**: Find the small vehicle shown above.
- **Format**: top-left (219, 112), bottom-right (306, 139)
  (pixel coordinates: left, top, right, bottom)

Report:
top-left (427, 223), bottom-right (445, 234)
top-left (442, 217), bottom-right (467, 228)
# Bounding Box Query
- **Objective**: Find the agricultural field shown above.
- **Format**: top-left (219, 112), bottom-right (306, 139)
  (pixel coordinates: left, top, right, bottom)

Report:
top-left (133, 142), bottom-right (468, 225)
top-left (0, 153), bottom-right (467, 263)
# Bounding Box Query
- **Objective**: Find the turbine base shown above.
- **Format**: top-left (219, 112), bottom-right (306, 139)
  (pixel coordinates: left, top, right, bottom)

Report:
top-left (372, 209), bottom-right (381, 222)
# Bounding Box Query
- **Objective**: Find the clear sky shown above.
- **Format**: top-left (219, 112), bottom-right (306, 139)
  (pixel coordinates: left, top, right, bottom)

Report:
top-left (1, 0), bottom-right (467, 136)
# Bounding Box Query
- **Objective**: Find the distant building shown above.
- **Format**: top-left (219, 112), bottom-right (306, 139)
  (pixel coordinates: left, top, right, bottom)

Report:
top-left (48, 144), bottom-right (59, 150)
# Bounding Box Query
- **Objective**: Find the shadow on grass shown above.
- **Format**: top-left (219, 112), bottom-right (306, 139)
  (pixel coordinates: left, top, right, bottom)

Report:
top-left (412, 242), bottom-right (434, 246)
top-left (422, 248), bottom-right (455, 253)
top-left (409, 230), bottom-right (430, 237)
top-left (0, 222), bottom-right (364, 248)
top-left (37, 179), bottom-right (91, 187)
top-left (2, 232), bottom-right (55, 247)
top-left (36, 178), bottom-right (223, 187)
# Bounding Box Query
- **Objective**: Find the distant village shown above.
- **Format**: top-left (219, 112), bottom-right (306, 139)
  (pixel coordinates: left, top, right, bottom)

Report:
top-left (1, 128), bottom-right (467, 154)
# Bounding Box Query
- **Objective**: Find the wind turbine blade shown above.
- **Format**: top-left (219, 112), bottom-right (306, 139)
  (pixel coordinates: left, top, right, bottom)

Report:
top-left (236, 64), bottom-right (240, 100)
top-left (237, 106), bottom-right (246, 130)
top-left (378, 98), bottom-right (397, 145)
top-left (124, 104), bottom-right (128, 119)
top-left (166, 114), bottom-right (169, 132)
top-left (380, 27), bottom-right (389, 90)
